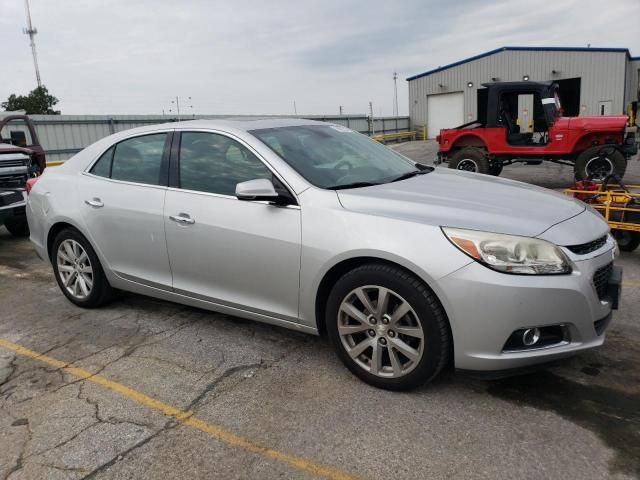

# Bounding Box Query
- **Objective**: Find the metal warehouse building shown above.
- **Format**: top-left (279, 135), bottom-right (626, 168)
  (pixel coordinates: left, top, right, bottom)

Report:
top-left (407, 47), bottom-right (640, 138)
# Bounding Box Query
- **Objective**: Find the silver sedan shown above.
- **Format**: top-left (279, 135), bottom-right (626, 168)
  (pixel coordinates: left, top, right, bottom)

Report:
top-left (26, 118), bottom-right (621, 390)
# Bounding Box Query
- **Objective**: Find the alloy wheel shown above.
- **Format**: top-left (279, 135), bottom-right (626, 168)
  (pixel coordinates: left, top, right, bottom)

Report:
top-left (585, 156), bottom-right (614, 180)
top-left (338, 286), bottom-right (425, 378)
top-left (57, 239), bottom-right (94, 300)
top-left (456, 159), bottom-right (478, 172)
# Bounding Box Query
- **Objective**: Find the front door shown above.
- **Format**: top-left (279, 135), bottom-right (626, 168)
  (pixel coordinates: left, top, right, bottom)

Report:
top-left (78, 132), bottom-right (173, 288)
top-left (164, 131), bottom-right (301, 322)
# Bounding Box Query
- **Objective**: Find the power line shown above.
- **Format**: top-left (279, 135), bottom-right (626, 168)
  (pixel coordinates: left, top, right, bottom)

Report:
top-left (23, 0), bottom-right (42, 87)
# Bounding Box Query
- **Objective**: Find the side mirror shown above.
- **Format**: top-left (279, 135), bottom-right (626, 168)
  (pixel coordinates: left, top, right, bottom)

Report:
top-left (235, 178), bottom-right (279, 202)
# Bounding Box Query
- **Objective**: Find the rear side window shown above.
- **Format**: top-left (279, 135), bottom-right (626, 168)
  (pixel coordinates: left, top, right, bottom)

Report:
top-left (110, 134), bottom-right (167, 185)
top-left (90, 147), bottom-right (114, 178)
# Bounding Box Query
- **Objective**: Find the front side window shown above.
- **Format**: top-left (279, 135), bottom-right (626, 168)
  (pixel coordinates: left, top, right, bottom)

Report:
top-left (110, 133), bottom-right (167, 185)
top-left (249, 125), bottom-right (418, 189)
top-left (179, 132), bottom-right (272, 196)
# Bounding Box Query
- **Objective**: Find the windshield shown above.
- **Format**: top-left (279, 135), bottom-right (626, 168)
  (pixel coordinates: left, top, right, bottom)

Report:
top-left (249, 125), bottom-right (420, 189)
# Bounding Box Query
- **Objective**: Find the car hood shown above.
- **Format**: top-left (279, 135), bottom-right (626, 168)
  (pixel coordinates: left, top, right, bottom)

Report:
top-left (336, 168), bottom-right (585, 238)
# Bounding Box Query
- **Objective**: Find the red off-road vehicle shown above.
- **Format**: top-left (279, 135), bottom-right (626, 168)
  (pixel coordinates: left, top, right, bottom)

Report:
top-left (436, 81), bottom-right (638, 179)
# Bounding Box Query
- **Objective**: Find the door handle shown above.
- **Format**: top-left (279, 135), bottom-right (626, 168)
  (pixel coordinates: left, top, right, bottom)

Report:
top-left (84, 198), bottom-right (104, 208)
top-left (169, 213), bottom-right (195, 225)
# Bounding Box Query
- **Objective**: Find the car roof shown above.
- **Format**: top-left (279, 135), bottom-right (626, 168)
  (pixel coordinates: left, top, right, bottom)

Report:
top-left (136, 117), bottom-right (330, 134)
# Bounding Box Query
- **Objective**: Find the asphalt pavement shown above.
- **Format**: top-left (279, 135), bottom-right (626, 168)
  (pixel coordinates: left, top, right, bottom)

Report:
top-left (0, 143), bottom-right (639, 479)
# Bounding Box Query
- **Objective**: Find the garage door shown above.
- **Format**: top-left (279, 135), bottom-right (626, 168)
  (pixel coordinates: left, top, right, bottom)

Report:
top-left (427, 92), bottom-right (464, 138)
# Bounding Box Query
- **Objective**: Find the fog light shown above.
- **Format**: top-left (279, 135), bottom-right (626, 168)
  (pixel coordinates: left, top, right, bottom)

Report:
top-left (522, 328), bottom-right (541, 346)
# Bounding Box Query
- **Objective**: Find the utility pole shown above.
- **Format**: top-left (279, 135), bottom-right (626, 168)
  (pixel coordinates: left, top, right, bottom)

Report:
top-left (171, 96), bottom-right (181, 120)
top-left (339, 105), bottom-right (344, 115)
top-left (23, 0), bottom-right (41, 87)
top-left (369, 101), bottom-right (375, 135)
top-left (169, 96), bottom-right (192, 120)
top-left (293, 100), bottom-right (298, 116)
top-left (392, 71), bottom-right (399, 117)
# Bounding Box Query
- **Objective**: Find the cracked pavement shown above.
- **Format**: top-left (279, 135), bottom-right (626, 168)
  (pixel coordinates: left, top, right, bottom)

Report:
top-left (1, 152), bottom-right (639, 479)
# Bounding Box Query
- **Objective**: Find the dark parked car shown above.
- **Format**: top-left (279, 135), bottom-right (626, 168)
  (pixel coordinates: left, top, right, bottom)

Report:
top-left (0, 114), bottom-right (45, 237)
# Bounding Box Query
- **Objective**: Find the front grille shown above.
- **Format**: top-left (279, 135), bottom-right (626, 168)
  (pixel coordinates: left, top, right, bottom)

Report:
top-left (566, 235), bottom-right (607, 255)
top-left (593, 263), bottom-right (613, 300)
top-left (0, 158), bottom-right (28, 168)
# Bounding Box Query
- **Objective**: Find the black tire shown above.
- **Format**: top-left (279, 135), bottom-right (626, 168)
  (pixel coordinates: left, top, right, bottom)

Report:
top-left (489, 162), bottom-right (503, 176)
top-left (574, 146), bottom-right (626, 181)
top-left (612, 229), bottom-right (640, 252)
top-left (4, 216), bottom-right (29, 237)
top-left (326, 263), bottom-right (451, 390)
top-left (51, 228), bottom-right (113, 308)
top-left (448, 147), bottom-right (490, 174)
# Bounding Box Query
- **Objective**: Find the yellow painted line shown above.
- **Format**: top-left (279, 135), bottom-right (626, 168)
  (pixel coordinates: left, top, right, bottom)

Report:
top-left (46, 161), bottom-right (65, 167)
top-left (623, 281), bottom-right (640, 288)
top-left (0, 338), bottom-right (358, 480)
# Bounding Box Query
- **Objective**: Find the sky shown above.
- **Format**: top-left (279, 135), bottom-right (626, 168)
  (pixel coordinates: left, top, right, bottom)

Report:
top-left (1, 0), bottom-right (639, 117)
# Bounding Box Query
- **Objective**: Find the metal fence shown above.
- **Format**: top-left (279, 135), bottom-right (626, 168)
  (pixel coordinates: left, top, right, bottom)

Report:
top-left (2, 114), bottom-right (410, 162)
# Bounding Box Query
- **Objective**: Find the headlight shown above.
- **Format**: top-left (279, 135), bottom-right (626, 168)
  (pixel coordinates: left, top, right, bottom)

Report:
top-left (608, 232), bottom-right (620, 258)
top-left (442, 227), bottom-right (572, 275)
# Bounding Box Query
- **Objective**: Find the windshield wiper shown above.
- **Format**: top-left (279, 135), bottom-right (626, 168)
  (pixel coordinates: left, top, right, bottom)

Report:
top-left (388, 169), bottom-right (430, 183)
top-left (326, 181), bottom-right (380, 190)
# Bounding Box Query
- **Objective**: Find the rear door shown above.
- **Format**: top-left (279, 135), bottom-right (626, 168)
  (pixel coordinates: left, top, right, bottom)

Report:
top-left (163, 130), bottom-right (301, 322)
top-left (78, 131), bottom-right (173, 289)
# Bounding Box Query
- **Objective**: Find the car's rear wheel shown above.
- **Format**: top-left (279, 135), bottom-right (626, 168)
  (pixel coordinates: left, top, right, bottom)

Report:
top-left (326, 263), bottom-right (451, 390)
top-left (612, 229), bottom-right (640, 252)
top-left (489, 161), bottom-right (503, 176)
top-left (448, 147), bottom-right (490, 174)
top-left (574, 146), bottom-right (626, 181)
top-left (4, 216), bottom-right (29, 237)
top-left (52, 228), bottom-right (113, 308)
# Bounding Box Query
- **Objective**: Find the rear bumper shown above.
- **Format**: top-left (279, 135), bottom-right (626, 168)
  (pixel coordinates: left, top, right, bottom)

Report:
top-left (437, 239), bottom-right (618, 371)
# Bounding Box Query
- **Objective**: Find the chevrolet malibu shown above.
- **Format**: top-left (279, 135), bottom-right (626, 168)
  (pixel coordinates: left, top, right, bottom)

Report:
top-left (26, 119), bottom-right (621, 390)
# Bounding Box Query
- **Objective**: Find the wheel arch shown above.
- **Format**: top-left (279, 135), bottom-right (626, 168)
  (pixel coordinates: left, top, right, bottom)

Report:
top-left (450, 135), bottom-right (488, 151)
top-left (570, 133), bottom-right (624, 154)
top-left (314, 256), bottom-right (452, 341)
top-left (46, 219), bottom-right (92, 260)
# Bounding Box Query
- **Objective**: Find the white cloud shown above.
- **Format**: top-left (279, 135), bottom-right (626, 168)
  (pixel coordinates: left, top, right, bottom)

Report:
top-left (0, 0), bottom-right (638, 116)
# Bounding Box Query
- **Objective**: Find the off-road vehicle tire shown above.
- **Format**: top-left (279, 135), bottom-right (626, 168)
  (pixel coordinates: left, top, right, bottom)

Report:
top-left (326, 263), bottom-right (451, 390)
top-left (613, 230), bottom-right (640, 252)
top-left (52, 228), bottom-right (113, 308)
top-left (574, 146), bottom-right (626, 181)
top-left (448, 147), bottom-right (490, 174)
top-left (489, 162), bottom-right (503, 176)
top-left (4, 216), bottom-right (29, 237)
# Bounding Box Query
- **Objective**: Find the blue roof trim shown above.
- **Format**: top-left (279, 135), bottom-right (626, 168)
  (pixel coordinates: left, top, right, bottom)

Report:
top-left (406, 46), bottom-right (633, 81)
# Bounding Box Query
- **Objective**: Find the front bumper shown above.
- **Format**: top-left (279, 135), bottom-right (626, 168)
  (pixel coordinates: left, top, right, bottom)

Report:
top-left (0, 190), bottom-right (26, 221)
top-left (438, 241), bottom-right (619, 371)
top-left (622, 132), bottom-right (638, 156)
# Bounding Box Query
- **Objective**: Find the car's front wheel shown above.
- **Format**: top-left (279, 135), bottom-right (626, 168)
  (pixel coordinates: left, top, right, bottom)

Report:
top-left (52, 228), bottom-right (113, 308)
top-left (326, 263), bottom-right (451, 390)
top-left (574, 146), bottom-right (626, 181)
top-left (4, 216), bottom-right (29, 237)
